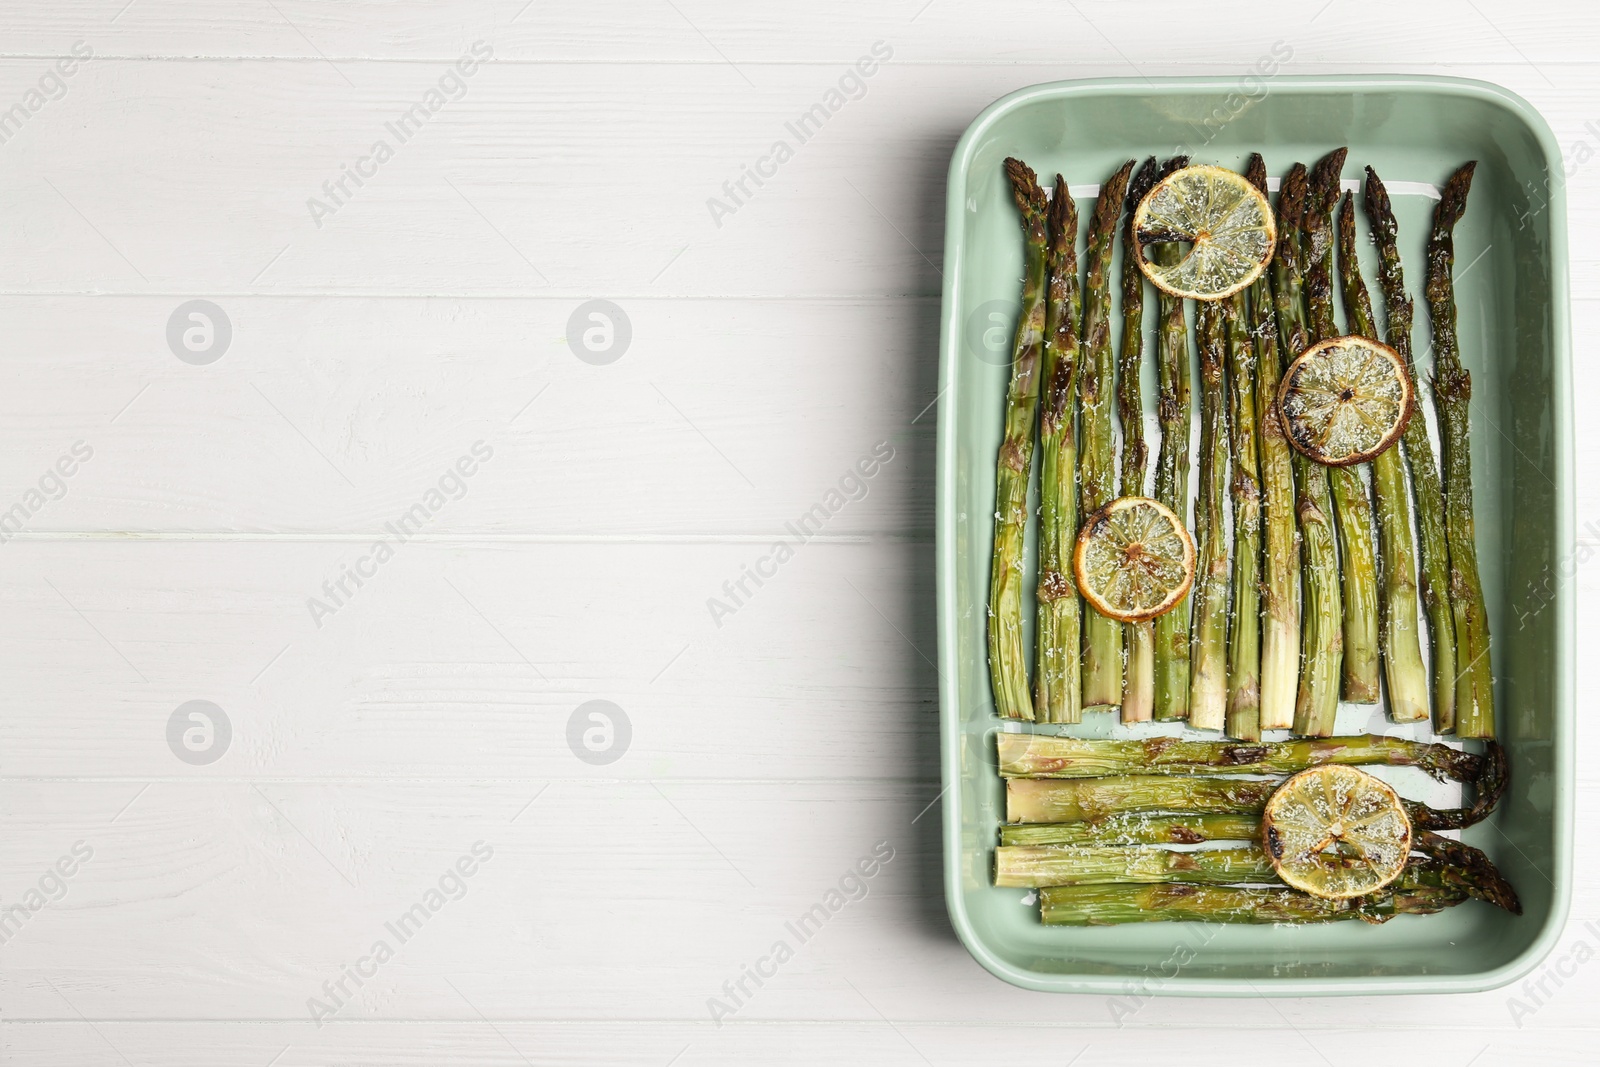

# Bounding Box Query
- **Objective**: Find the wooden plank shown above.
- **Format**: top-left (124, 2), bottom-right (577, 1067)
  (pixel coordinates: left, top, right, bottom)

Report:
top-left (0, 296), bottom-right (935, 535)
top-left (0, 540), bottom-right (939, 779)
top-left (8, 1023), bottom-right (1600, 1066)
top-left (0, 60), bottom-right (1594, 298)
top-left (0, 0), bottom-right (1595, 67)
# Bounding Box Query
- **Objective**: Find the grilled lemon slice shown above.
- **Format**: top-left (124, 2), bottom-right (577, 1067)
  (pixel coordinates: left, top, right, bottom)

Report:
top-left (1132, 164), bottom-right (1275, 301)
top-left (1073, 497), bottom-right (1195, 623)
top-left (1278, 335), bottom-right (1414, 465)
top-left (1262, 765), bottom-right (1412, 900)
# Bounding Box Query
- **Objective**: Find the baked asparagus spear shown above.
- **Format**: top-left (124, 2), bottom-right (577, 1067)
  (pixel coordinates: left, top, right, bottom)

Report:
top-left (1304, 148), bottom-right (1381, 705)
top-left (995, 732), bottom-right (1490, 783)
top-left (1272, 164), bottom-right (1343, 737)
top-left (1116, 158), bottom-right (1164, 721)
top-left (1365, 165), bottom-right (1458, 734)
top-left (1007, 741), bottom-right (1507, 830)
top-left (1003, 844), bottom-right (1517, 912)
top-left (986, 159), bottom-right (1049, 720)
top-left (1225, 290), bottom-right (1262, 741)
top-left (1034, 175), bottom-right (1084, 724)
top-left (1079, 159), bottom-right (1136, 710)
top-left (1337, 192), bottom-right (1430, 724)
top-left (1007, 775), bottom-right (1277, 822)
top-left (997, 844), bottom-right (1273, 887)
top-left (1188, 300), bottom-right (1231, 731)
top-left (999, 812), bottom-right (1261, 847)
top-left (1246, 155), bottom-right (1299, 731)
top-left (1151, 239), bottom-right (1193, 721)
top-left (1427, 162), bottom-right (1496, 739)
top-left (1039, 882), bottom-right (1465, 925)
top-left (1018, 850), bottom-right (1515, 912)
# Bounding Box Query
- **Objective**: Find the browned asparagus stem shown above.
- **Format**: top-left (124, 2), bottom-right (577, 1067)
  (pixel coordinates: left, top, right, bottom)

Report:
top-left (1272, 164), bottom-right (1342, 737)
top-left (1034, 175), bottom-right (1084, 723)
top-left (1080, 160), bottom-right (1137, 710)
top-left (1305, 148), bottom-right (1381, 706)
top-left (986, 159), bottom-right (1049, 720)
top-left (1427, 162), bottom-right (1496, 739)
top-left (1337, 192), bottom-right (1430, 724)
top-left (1247, 155), bottom-right (1299, 732)
top-left (1365, 165), bottom-right (1458, 734)
top-left (1188, 300), bottom-right (1230, 731)
top-left (1117, 157), bottom-right (1164, 721)
top-left (1006, 740), bottom-right (1507, 829)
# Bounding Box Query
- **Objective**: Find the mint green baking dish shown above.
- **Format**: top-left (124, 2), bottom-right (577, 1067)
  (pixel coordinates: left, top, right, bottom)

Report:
top-left (935, 76), bottom-right (1572, 995)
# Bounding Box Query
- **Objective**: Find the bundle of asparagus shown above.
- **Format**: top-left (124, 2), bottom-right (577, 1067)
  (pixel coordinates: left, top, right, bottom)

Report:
top-left (978, 147), bottom-right (1509, 926)
top-left (996, 732), bottom-right (1514, 923)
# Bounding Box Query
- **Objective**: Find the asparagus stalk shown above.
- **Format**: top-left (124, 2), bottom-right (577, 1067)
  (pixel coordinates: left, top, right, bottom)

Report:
top-left (1188, 300), bottom-right (1231, 731)
top-left (1304, 149), bottom-right (1381, 705)
top-left (996, 732), bottom-right (1488, 783)
top-left (1337, 192), bottom-right (1431, 724)
top-left (1225, 291), bottom-right (1262, 741)
top-left (1007, 775), bottom-right (1279, 822)
top-left (1246, 155), bottom-right (1299, 731)
top-left (1117, 158), bottom-right (1163, 722)
top-left (1007, 740), bottom-right (1507, 829)
top-left (1427, 162), bottom-right (1496, 739)
top-left (986, 159), bottom-right (1049, 720)
top-left (999, 812), bottom-right (1262, 847)
top-left (1034, 175), bottom-right (1084, 724)
top-left (996, 844), bottom-right (1273, 887)
top-left (1015, 846), bottom-right (1518, 912)
top-left (999, 813), bottom-right (1521, 914)
top-left (1152, 239), bottom-right (1193, 721)
top-left (1040, 882), bottom-right (1464, 925)
top-left (1272, 164), bottom-right (1343, 737)
top-left (1079, 160), bottom-right (1136, 710)
top-left (1365, 166), bottom-right (1458, 733)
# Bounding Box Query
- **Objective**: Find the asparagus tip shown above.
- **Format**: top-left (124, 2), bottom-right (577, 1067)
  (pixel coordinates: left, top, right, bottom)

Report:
top-left (1244, 152), bottom-right (1267, 194)
top-left (1003, 157), bottom-right (1047, 216)
top-left (1048, 174), bottom-right (1076, 255)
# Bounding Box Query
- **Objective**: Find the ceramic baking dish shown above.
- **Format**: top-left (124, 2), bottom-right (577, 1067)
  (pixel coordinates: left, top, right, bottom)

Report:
top-left (935, 75), bottom-right (1572, 994)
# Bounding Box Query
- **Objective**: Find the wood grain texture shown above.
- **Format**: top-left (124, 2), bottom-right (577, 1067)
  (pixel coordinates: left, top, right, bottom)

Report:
top-left (0, 58), bottom-right (1595, 299)
top-left (0, 0), bottom-right (1595, 1060)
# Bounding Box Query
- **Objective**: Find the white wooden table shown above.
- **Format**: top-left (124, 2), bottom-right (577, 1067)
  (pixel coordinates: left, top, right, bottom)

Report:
top-left (0, 2), bottom-right (1593, 1063)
